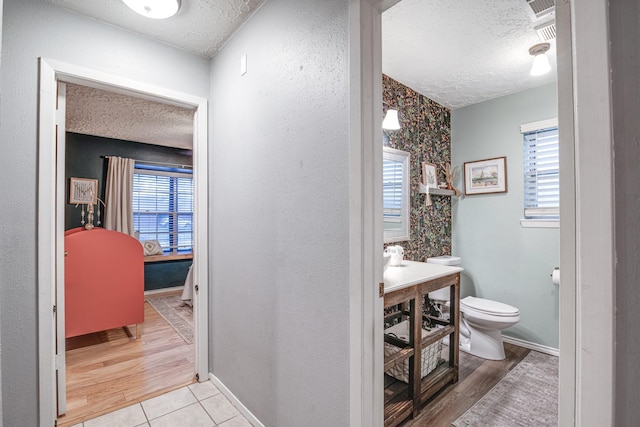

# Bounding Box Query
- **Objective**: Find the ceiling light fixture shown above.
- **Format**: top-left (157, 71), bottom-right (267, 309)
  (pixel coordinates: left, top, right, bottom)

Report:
top-left (382, 109), bottom-right (401, 130)
top-left (122, 0), bottom-right (181, 19)
top-left (529, 42), bottom-right (551, 76)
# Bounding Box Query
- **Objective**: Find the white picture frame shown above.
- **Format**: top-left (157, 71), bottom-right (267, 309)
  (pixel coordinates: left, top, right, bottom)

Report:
top-left (69, 177), bottom-right (98, 204)
top-left (422, 162), bottom-right (438, 189)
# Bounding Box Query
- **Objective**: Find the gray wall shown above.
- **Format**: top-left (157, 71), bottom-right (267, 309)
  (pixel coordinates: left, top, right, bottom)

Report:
top-left (0, 0), bottom-right (209, 424)
top-left (451, 83), bottom-right (560, 349)
top-left (209, 0), bottom-right (350, 425)
top-left (611, 0), bottom-right (640, 423)
top-left (0, 0), bottom-right (4, 420)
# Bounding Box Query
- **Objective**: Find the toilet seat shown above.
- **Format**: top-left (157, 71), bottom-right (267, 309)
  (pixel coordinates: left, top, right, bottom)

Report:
top-left (461, 296), bottom-right (519, 317)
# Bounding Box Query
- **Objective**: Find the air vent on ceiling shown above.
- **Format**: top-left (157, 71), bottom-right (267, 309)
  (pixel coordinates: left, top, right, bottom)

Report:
top-left (535, 21), bottom-right (556, 41)
top-left (528, 0), bottom-right (555, 17)
top-left (522, 0), bottom-right (555, 22)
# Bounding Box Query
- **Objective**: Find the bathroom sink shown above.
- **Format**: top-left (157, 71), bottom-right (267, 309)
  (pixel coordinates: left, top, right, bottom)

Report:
top-left (383, 253), bottom-right (392, 271)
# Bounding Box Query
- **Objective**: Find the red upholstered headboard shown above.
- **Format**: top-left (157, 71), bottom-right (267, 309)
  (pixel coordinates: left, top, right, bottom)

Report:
top-left (64, 228), bottom-right (144, 338)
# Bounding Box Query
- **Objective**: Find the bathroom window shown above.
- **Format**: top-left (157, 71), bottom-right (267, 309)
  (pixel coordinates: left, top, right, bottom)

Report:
top-left (521, 118), bottom-right (559, 224)
top-left (383, 147), bottom-right (410, 242)
top-left (132, 165), bottom-right (193, 253)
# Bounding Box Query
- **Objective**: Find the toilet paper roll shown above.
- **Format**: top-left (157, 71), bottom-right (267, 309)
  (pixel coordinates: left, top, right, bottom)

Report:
top-left (551, 268), bottom-right (560, 286)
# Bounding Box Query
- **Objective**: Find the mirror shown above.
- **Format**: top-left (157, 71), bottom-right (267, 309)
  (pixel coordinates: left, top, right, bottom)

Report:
top-left (383, 147), bottom-right (410, 243)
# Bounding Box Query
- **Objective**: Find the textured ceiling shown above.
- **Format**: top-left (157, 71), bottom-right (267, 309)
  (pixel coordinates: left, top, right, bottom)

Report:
top-left (50, 0), bottom-right (557, 147)
top-left (382, 0), bottom-right (557, 108)
top-left (66, 83), bottom-right (195, 149)
top-left (43, 0), bottom-right (265, 58)
top-left (46, 0), bottom-right (265, 149)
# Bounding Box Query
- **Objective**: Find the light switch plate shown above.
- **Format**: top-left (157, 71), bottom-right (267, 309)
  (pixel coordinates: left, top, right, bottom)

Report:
top-left (240, 54), bottom-right (247, 76)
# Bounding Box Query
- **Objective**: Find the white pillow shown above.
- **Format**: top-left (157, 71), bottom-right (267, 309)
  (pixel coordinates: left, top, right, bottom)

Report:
top-left (142, 240), bottom-right (164, 256)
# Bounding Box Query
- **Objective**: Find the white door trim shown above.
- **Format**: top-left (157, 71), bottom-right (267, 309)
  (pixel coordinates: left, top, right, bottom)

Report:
top-left (55, 81), bottom-right (68, 416)
top-left (568, 1), bottom-right (616, 425)
top-left (37, 57), bottom-right (210, 426)
top-left (348, 1), bottom-right (384, 425)
top-left (556, 1), bottom-right (577, 425)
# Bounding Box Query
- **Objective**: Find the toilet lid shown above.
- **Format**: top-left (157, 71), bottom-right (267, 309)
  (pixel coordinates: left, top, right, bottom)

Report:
top-left (461, 296), bottom-right (519, 316)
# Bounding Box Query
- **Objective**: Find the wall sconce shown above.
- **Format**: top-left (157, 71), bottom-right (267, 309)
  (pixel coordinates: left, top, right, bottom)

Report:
top-left (122, 0), bottom-right (181, 19)
top-left (529, 42), bottom-right (551, 76)
top-left (383, 109), bottom-right (401, 130)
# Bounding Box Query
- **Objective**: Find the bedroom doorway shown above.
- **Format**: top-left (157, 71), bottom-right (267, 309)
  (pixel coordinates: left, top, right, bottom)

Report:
top-left (37, 58), bottom-right (210, 427)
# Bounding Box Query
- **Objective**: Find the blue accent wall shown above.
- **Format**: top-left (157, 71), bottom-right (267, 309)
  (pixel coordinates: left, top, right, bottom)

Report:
top-left (65, 132), bottom-right (193, 291)
top-left (452, 83), bottom-right (559, 349)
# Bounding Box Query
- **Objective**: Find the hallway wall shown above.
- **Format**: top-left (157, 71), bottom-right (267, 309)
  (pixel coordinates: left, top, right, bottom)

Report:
top-left (611, 0), bottom-right (640, 423)
top-left (209, 0), bottom-right (351, 424)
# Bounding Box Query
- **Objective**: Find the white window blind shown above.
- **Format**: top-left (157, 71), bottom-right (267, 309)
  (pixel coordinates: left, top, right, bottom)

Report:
top-left (522, 119), bottom-right (559, 219)
top-left (132, 167), bottom-right (193, 253)
top-left (383, 159), bottom-right (404, 223)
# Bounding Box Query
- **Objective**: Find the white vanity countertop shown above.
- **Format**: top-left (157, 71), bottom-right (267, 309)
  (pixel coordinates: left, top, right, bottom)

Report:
top-left (384, 260), bottom-right (463, 294)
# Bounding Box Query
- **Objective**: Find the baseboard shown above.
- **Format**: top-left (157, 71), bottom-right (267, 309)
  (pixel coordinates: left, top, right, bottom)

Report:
top-left (503, 335), bottom-right (559, 357)
top-left (144, 286), bottom-right (184, 296)
top-left (209, 372), bottom-right (265, 427)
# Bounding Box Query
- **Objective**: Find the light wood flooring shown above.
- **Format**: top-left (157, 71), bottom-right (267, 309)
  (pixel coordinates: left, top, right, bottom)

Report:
top-left (398, 342), bottom-right (530, 427)
top-left (58, 299), bottom-right (195, 427)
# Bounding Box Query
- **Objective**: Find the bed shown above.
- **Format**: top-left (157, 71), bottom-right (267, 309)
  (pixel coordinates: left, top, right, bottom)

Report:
top-left (64, 227), bottom-right (144, 338)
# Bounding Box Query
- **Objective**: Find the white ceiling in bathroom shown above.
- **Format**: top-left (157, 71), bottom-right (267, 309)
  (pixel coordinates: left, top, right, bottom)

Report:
top-left (382, 0), bottom-right (557, 108)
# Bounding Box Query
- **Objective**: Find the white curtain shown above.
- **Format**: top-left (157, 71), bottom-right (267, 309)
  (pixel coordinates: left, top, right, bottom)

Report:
top-left (104, 156), bottom-right (135, 235)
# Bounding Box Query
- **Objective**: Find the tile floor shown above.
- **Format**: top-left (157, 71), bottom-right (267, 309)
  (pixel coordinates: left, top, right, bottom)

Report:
top-left (70, 381), bottom-right (254, 427)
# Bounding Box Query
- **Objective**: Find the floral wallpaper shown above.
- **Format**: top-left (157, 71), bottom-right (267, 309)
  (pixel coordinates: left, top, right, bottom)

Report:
top-left (383, 74), bottom-right (452, 263)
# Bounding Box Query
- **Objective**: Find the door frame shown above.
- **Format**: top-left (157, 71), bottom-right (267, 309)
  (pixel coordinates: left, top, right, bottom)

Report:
top-left (560, 1), bottom-right (616, 425)
top-left (363, 1), bottom-right (615, 426)
top-left (37, 57), bottom-right (210, 425)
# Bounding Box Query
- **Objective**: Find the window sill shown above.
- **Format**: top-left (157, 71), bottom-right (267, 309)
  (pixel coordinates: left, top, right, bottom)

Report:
top-left (144, 253), bottom-right (193, 263)
top-left (520, 219), bottom-right (559, 229)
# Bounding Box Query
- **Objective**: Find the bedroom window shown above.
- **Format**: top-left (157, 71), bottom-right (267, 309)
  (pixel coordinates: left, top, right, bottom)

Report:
top-left (521, 118), bottom-right (559, 225)
top-left (132, 165), bottom-right (193, 253)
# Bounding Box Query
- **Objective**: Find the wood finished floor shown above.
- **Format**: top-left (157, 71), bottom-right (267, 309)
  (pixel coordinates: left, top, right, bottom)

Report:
top-left (58, 298), bottom-right (195, 427)
top-left (399, 342), bottom-right (530, 427)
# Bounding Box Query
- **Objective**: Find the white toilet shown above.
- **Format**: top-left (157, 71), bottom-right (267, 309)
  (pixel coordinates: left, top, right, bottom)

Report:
top-left (426, 256), bottom-right (520, 361)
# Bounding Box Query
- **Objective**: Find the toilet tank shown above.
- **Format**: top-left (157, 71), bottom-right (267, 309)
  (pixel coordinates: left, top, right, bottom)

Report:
top-left (426, 255), bottom-right (461, 266)
top-left (426, 256), bottom-right (461, 300)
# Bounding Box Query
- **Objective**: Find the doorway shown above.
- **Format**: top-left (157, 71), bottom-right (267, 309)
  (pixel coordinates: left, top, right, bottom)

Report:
top-left (373, 0), bottom-right (571, 425)
top-left (37, 58), bottom-right (210, 427)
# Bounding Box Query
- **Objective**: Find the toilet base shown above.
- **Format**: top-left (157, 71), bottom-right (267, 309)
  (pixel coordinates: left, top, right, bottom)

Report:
top-left (442, 329), bottom-right (507, 360)
top-left (464, 327), bottom-right (506, 360)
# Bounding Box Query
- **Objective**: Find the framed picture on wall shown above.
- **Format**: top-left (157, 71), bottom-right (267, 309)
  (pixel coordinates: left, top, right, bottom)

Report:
top-left (463, 156), bottom-right (507, 195)
top-left (69, 177), bottom-right (98, 204)
top-left (422, 162), bottom-right (438, 188)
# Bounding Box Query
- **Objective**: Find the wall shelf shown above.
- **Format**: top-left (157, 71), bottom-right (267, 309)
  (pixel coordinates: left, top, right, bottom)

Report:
top-left (418, 182), bottom-right (456, 196)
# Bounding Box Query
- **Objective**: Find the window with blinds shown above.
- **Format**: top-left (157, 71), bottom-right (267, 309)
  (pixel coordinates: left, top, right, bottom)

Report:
top-left (383, 147), bottom-right (410, 242)
top-left (521, 119), bottom-right (559, 219)
top-left (383, 159), bottom-right (404, 224)
top-left (132, 166), bottom-right (193, 253)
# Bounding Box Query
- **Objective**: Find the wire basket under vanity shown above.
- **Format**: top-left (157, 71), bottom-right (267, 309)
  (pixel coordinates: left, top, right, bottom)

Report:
top-left (384, 319), bottom-right (443, 383)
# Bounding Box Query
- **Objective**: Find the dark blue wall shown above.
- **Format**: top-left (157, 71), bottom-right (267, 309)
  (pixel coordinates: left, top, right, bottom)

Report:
top-left (66, 133), bottom-right (193, 291)
top-left (144, 260), bottom-right (192, 291)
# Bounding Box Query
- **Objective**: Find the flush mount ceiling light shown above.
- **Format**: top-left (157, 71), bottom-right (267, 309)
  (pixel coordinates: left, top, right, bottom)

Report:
top-left (529, 42), bottom-right (551, 76)
top-left (382, 109), bottom-right (401, 130)
top-left (122, 0), bottom-right (181, 19)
